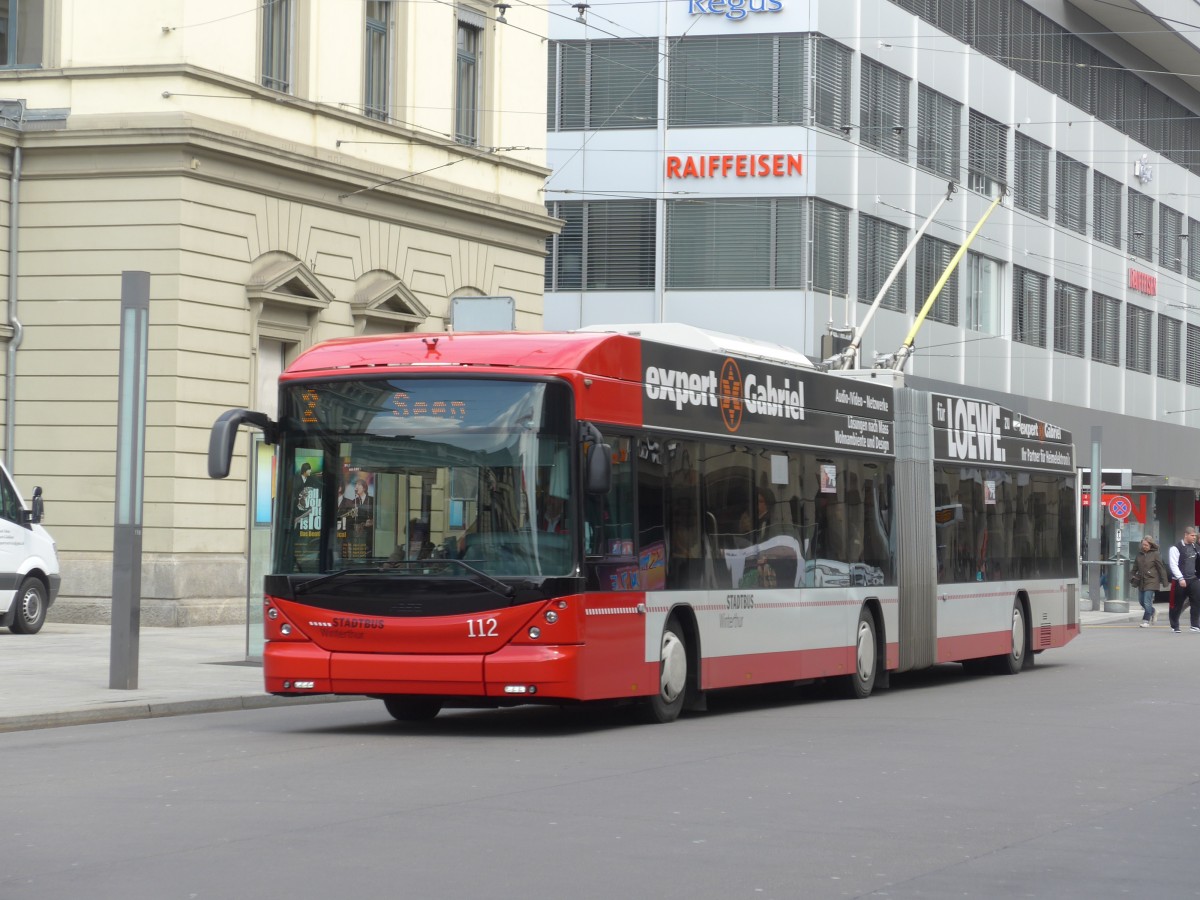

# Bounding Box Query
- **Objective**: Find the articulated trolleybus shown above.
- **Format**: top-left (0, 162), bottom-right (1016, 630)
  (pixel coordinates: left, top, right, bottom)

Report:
top-left (209, 325), bottom-right (1079, 723)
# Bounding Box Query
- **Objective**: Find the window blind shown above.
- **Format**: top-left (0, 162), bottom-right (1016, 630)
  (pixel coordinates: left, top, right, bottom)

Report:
top-left (1127, 188), bottom-right (1153, 262)
top-left (1093, 172), bottom-right (1121, 248)
top-left (916, 236), bottom-right (958, 325)
top-left (917, 85), bottom-right (960, 179)
top-left (1126, 304), bottom-right (1151, 374)
top-left (1091, 293), bottom-right (1120, 367)
top-left (1052, 281), bottom-right (1084, 357)
top-left (858, 215), bottom-right (907, 312)
top-left (1055, 153), bottom-right (1087, 234)
top-left (1014, 133), bottom-right (1049, 218)
top-left (1158, 314), bottom-right (1181, 381)
top-left (860, 58), bottom-right (909, 160)
top-left (1012, 266), bottom-right (1047, 347)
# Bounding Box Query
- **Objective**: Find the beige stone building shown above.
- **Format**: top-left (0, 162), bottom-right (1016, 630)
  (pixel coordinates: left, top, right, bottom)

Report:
top-left (0, 0), bottom-right (553, 624)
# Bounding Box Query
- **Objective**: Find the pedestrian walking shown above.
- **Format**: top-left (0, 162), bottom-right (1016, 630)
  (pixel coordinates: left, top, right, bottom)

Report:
top-left (1167, 525), bottom-right (1200, 633)
top-left (1130, 536), bottom-right (1168, 627)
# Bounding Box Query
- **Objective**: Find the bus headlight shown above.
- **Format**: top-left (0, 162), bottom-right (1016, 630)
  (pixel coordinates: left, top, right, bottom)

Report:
top-left (528, 627), bottom-right (541, 639)
top-left (544, 611), bottom-right (558, 624)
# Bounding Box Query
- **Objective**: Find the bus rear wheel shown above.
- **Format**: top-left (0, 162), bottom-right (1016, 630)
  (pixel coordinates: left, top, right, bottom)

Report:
top-left (995, 600), bottom-right (1027, 676)
top-left (842, 607), bottom-right (877, 699)
top-left (638, 615), bottom-right (688, 724)
top-left (383, 697), bottom-right (442, 722)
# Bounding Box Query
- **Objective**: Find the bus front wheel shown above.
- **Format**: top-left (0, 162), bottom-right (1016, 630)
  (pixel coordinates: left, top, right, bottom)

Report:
top-left (638, 616), bottom-right (688, 724)
top-left (383, 697), bottom-right (442, 722)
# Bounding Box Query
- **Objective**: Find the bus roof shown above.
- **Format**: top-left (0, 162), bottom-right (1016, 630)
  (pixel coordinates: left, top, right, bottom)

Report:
top-left (283, 325), bottom-right (816, 381)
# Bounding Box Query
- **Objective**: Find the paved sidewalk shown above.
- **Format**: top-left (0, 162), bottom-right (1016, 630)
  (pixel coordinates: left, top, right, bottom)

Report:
top-left (0, 605), bottom-right (1148, 733)
top-left (0, 623), bottom-right (348, 733)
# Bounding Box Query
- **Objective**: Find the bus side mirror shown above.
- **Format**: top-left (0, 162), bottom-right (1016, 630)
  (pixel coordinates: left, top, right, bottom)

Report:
top-left (209, 409), bottom-right (277, 479)
top-left (25, 486), bottom-right (43, 524)
top-left (585, 442), bottom-right (612, 495)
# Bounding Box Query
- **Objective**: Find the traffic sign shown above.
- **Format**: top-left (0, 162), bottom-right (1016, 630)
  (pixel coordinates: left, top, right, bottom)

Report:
top-left (1108, 495), bottom-right (1132, 520)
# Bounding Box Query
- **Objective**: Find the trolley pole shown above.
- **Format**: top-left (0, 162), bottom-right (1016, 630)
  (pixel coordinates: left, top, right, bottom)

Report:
top-left (1086, 427), bottom-right (1102, 612)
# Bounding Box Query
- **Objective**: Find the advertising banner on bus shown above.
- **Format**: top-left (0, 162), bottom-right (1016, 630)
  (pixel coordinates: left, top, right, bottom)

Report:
top-left (931, 394), bottom-right (1074, 473)
top-left (640, 342), bottom-right (894, 451)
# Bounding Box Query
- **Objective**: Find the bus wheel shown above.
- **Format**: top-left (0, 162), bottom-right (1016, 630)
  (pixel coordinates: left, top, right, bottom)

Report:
top-left (842, 608), bottom-right (877, 699)
top-left (996, 600), bottom-right (1027, 676)
top-left (639, 616), bottom-right (688, 724)
top-left (383, 697), bottom-right (442, 722)
top-left (9, 578), bottom-right (47, 634)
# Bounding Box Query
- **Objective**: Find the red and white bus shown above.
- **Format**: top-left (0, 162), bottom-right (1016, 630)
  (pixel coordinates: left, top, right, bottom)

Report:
top-left (209, 324), bottom-right (1080, 723)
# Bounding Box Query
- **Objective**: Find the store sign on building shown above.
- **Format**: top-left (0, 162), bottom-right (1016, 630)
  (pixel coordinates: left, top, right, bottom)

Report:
top-left (688, 0), bottom-right (783, 20)
top-left (666, 152), bottom-right (802, 180)
top-left (1128, 268), bottom-right (1157, 296)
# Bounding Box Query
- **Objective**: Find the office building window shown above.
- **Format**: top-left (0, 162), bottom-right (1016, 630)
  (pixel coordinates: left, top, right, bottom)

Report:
top-left (549, 39), bottom-right (658, 131)
top-left (455, 16), bottom-right (482, 145)
top-left (666, 197), bottom-right (847, 293)
top-left (1158, 314), bottom-right (1181, 381)
top-left (364, 1), bottom-right (391, 120)
top-left (1187, 324), bottom-right (1200, 387)
top-left (1092, 293), bottom-right (1120, 367)
top-left (1012, 266), bottom-right (1046, 348)
top-left (1055, 153), bottom-right (1087, 234)
top-left (1125, 304), bottom-right (1152, 374)
top-left (916, 85), bottom-right (959, 180)
top-left (1127, 188), bottom-right (1153, 262)
top-left (668, 34), bottom-right (849, 130)
top-left (262, 0), bottom-right (293, 92)
top-left (544, 200), bottom-right (655, 291)
top-left (1160, 204), bottom-right (1183, 274)
top-left (968, 109), bottom-right (1007, 197)
top-left (1053, 281), bottom-right (1085, 357)
top-left (1190, 218), bottom-right (1200, 282)
top-left (915, 236), bottom-right (958, 325)
top-left (965, 251), bottom-right (1003, 334)
top-left (858, 214), bottom-right (907, 312)
top-left (0, 0), bottom-right (42, 67)
top-left (860, 57), bottom-right (909, 160)
top-left (1013, 133), bottom-right (1049, 218)
top-left (1093, 172), bottom-right (1121, 249)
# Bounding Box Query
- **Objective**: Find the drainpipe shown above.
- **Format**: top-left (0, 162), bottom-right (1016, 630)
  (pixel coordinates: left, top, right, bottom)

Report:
top-left (5, 145), bottom-right (20, 471)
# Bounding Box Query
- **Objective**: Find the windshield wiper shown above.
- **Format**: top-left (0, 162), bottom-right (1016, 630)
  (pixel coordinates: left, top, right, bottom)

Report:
top-left (385, 559), bottom-right (517, 600)
top-left (294, 560), bottom-right (517, 601)
top-left (294, 567), bottom-right (385, 594)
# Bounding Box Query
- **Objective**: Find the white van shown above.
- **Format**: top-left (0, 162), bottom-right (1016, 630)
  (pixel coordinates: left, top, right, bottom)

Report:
top-left (0, 464), bottom-right (60, 634)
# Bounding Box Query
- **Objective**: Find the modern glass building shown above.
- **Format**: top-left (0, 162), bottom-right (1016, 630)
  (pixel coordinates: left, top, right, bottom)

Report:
top-left (544, 0), bottom-right (1200, 571)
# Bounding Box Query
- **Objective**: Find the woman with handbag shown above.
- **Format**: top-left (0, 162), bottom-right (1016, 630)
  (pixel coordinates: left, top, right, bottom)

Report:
top-left (1131, 536), bottom-right (1169, 627)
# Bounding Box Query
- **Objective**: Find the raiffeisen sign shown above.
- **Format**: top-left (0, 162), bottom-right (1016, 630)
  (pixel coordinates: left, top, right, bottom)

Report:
top-left (688, 0), bottom-right (783, 19)
top-left (666, 152), bottom-right (803, 179)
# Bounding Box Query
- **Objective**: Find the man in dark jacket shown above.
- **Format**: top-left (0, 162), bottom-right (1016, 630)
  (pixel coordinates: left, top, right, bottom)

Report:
top-left (1131, 536), bottom-right (1168, 627)
top-left (1167, 526), bottom-right (1200, 633)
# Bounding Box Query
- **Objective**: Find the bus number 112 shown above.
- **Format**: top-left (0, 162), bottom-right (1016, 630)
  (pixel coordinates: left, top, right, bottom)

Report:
top-left (467, 618), bottom-right (498, 638)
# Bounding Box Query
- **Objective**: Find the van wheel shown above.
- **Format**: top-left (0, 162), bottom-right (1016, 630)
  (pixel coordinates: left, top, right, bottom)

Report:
top-left (10, 578), bottom-right (46, 634)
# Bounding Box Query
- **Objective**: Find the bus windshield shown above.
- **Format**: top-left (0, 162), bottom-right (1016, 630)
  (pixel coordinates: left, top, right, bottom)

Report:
top-left (274, 377), bottom-right (575, 579)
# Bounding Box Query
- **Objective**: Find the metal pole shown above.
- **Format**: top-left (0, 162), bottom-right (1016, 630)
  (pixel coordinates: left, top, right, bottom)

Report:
top-left (836, 182), bottom-right (956, 369)
top-left (892, 189), bottom-right (1005, 372)
top-left (1087, 427), bottom-right (1102, 613)
top-left (109, 271), bottom-right (150, 690)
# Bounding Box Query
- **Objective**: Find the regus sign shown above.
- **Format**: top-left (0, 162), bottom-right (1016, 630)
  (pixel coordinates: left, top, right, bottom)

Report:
top-left (688, 0), bottom-right (783, 20)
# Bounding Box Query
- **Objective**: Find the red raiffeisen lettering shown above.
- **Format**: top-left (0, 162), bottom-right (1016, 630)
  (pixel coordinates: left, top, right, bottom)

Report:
top-left (665, 153), bottom-right (803, 179)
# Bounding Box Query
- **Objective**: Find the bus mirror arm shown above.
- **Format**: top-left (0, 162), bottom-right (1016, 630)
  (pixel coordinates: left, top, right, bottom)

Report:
top-left (208, 409), bottom-right (278, 479)
top-left (580, 421), bottom-right (612, 495)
